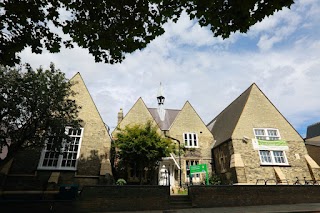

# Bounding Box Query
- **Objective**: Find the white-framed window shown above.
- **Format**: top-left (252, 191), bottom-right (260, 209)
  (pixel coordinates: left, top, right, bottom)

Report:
top-left (186, 160), bottom-right (200, 179)
top-left (183, 133), bottom-right (198, 148)
top-left (254, 128), bottom-right (280, 141)
top-left (259, 150), bottom-right (288, 165)
top-left (38, 127), bottom-right (84, 170)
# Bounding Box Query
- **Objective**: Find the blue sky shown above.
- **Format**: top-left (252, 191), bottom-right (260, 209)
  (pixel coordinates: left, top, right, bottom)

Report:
top-left (20, 0), bottom-right (320, 138)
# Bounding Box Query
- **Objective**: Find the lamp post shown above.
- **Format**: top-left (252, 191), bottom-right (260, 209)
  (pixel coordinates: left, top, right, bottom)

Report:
top-left (165, 134), bottom-right (182, 188)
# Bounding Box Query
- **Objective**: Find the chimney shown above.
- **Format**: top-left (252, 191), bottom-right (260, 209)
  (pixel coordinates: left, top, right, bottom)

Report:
top-left (117, 108), bottom-right (123, 124)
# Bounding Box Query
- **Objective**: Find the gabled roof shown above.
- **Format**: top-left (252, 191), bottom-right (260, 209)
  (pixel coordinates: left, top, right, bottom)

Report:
top-left (207, 84), bottom-right (252, 147)
top-left (112, 97), bottom-right (162, 136)
top-left (148, 108), bottom-right (180, 130)
top-left (207, 83), bottom-right (303, 148)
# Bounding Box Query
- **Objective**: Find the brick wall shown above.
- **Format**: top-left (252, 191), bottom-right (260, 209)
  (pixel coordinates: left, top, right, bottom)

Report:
top-left (189, 185), bottom-right (320, 208)
top-left (77, 185), bottom-right (170, 212)
top-left (2, 185), bottom-right (320, 211)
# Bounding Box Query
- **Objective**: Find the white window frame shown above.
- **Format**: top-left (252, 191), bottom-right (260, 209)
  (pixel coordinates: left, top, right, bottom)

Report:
top-left (37, 127), bottom-right (84, 171)
top-left (186, 160), bottom-right (200, 181)
top-left (259, 150), bottom-right (289, 166)
top-left (253, 128), bottom-right (281, 141)
top-left (254, 128), bottom-right (289, 166)
top-left (183, 132), bottom-right (199, 148)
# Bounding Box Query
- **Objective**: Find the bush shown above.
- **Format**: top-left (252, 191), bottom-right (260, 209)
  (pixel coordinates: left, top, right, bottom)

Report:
top-left (209, 174), bottom-right (221, 185)
top-left (116, 178), bottom-right (127, 185)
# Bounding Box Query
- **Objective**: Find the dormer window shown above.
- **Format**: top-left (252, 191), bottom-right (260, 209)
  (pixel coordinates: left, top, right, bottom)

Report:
top-left (184, 133), bottom-right (198, 148)
top-left (254, 128), bottom-right (280, 141)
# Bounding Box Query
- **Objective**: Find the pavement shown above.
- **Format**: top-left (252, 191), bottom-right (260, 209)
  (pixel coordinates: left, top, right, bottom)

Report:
top-left (107, 203), bottom-right (320, 213)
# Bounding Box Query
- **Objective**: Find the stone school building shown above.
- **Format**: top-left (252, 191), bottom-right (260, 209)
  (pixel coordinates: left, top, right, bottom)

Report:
top-left (207, 83), bottom-right (320, 185)
top-left (112, 83), bottom-right (214, 190)
top-left (0, 75), bottom-right (319, 193)
top-left (0, 73), bottom-right (113, 192)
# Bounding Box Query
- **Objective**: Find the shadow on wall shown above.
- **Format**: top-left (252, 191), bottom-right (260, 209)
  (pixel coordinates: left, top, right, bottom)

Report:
top-left (0, 149), bottom-right (114, 192)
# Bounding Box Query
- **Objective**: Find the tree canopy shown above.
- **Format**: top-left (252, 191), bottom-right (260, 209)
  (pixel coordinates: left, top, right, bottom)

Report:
top-left (114, 122), bottom-right (174, 184)
top-left (0, 63), bottom-right (81, 164)
top-left (0, 0), bottom-right (294, 66)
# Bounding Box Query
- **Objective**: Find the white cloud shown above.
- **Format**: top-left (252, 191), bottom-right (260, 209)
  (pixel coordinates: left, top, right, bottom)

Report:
top-left (18, 0), bottom-right (320, 137)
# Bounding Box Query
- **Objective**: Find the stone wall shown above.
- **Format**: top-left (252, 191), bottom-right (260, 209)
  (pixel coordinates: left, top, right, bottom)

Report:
top-left (168, 102), bottom-right (214, 185)
top-left (229, 85), bottom-right (312, 184)
top-left (112, 98), bottom-right (161, 137)
top-left (1, 73), bottom-right (113, 191)
top-left (70, 74), bottom-right (112, 176)
top-left (212, 140), bottom-right (237, 184)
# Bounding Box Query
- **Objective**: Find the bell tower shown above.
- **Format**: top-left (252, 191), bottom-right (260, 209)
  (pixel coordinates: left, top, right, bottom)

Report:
top-left (157, 82), bottom-right (166, 121)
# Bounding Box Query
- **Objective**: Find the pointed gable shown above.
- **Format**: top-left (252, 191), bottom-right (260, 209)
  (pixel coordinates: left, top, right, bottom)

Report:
top-left (170, 101), bottom-right (212, 136)
top-left (207, 85), bottom-right (252, 147)
top-left (232, 83), bottom-right (303, 142)
top-left (112, 98), bottom-right (160, 136)
top-left (70, 73), bottom-right (111, 159)
top-left (70, 73), bottom-right (106, 127)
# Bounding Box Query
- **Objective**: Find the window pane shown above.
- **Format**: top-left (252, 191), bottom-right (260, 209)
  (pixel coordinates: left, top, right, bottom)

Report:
top-left (273, 151), bottom-right (285, 164)
top-left (269, 136), bottom-right (280, 141)
top-left (184, 134), bottom-right (188, 146)
top-left (257, 136), bottom-right (267, 140)
top-left (260, 151), bottom-right (272, 163)
top-left (255, 129), bottom-right (265, 136)
top-left (184, 133), bottom-right (198, 147)
top-left (267, 130), bottom-right (277, 136)
top-left (77, 129), bottom-right (82, 135)
top-left (268, 130), bottom-right (279, 140)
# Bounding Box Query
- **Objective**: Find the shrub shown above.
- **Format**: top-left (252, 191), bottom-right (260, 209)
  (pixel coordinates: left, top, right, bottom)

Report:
top-left (209, 174), bottom-right (221, 185)
top-left (116, 178), bottom-right (127, 185)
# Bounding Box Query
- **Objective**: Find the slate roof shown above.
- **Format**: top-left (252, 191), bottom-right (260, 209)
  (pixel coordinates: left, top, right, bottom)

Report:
top-left (306, 122), bottom-right (320, 139)
top-left (305, 141), bottom-right (320, 147)
top-left (148, 108), bottom-right (180, 130)
top-left (207, 84), bottom-right (252, 147)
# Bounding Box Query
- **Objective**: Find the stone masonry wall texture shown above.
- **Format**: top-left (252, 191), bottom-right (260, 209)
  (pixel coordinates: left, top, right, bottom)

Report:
top-left (231, 84), bottom-right (311, 184)
top-left (70, 73), bottom-right (112, 177)
top-left (2, 73), bottom-right (113, 191)
top-left (112, 99), bottom-right (214, 186)
top-left (168, 102), bottom-right (214, 184)
top-left (112, 98), bottom-right (162, 137)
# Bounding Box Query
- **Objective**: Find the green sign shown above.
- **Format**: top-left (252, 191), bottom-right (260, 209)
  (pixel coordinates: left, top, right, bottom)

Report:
top-left (189, 164), bottom-right (209, 185)
top-left (257, 139), bottom-right (287, 146)
top-left (190, 164), bottom-right (207, 174)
